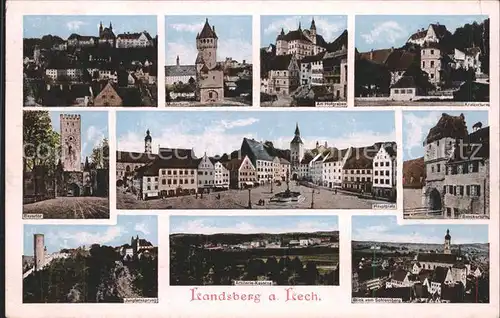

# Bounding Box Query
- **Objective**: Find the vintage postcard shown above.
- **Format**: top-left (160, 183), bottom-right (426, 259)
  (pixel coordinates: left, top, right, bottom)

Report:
top-left (402, 111), bottom-right (489, 219)
top-left (165, 15), bottom-right (253, 106)
top-left (115, 111), bottom-right (396, 210)
top-left (260, 15), bottom-right (348, 107)
top-left (355, 15), bottom-right (489, 106)
top-left (23, 111), bottom-right (109, 219)
top-left (22, 215), bottom-right (158, 303)
top-left (170, 216), bottom-right (339, 286)
top-left (23, 15), bottom-right (158, 107)
top-left (352, 216), bottom-right (489, 303)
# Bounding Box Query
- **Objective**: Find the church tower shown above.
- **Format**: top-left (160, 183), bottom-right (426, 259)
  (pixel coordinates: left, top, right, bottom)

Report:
top-left (276, 28), bottom-right (288, 56)
top-left (60, 114), bottom-right (82, 172)
top-left (99, 21), bottom-right (103, 37)
top-left (290, 123), bottom-right (304, 169)
top-left (145, 130), bottom-right (152, 154)
top-left (310, 18), bottom-right (317, 44)
top-left (196, 19), bottom-right (218, 70)
top-left (444, 229), bottom-right (451, 254)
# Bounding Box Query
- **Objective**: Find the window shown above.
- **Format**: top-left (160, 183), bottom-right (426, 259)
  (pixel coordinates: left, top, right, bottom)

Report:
top-left (179, 180), bottom-right (183, 185)
top-left (394, 89), bottom-right (399, 94)
top-left (168, 180), bottom-right (172, 185)
top-left (147, 177), bottom-right (151, 182)
top-left (374, 179), bottom-right (378, 184)
top-left (431, 50), bottom-right (434, 55)
top-left (431, 166), bottom-right (434, 173)
top-left (375, 171), bottom-right (378, 176)
top-left (385, 179), bottom-right (390, 185)
top-left (466, 185), bottom-right (470, 196)
top-left (385, 162), bottom-right (390, 167)
top-left (375, 162), bottom-right (378, 167)
top-left (471, 185), bottom-right (481, 196)
top-left (430, 73), bottom-right (434, 79)
top-left (430, 61), bottom-right (435, 67)
top-left (162, 179), bottom-right (166, 185)
top-left (168, 170), bottom-right (172, 175)
top-left (422, 61), bottom-right (426, 68)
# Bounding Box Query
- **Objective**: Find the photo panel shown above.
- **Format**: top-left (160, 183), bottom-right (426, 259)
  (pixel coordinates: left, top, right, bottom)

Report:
top-left (260, 15), bottom-right (348, 107)
top-left (351, 215), bottom-right (490, 303)
top-left (23, 15), bottom-right (158, 107)
top-left (23, 110), bottom-right (110, 219)
top-left (170, 215), bottom-right (340, 286)
top-left (402, 110), bottom-right (489, 219)
top-left (354, 15), bottom-right (490, 106)
top-left (165, 15), bottom-right (253, 107)
top-left (115, 110), bottom-right (397, 210)
top-left (22, 215), bottom-right (158, 303)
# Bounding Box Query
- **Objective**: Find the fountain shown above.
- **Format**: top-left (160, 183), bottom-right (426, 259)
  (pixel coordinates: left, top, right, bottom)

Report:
top-left (269, 170), bottom-right (305, 204)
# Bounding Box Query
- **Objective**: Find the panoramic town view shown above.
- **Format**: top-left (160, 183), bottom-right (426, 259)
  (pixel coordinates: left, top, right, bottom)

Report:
top-left (23, 111), bottom-right (109, 219)
top-left (115, 111), bottom-right (397, 210)
top-left (352, 216), bottom-right (489, 303)
top-left (165, 16), bottom-right (253, 106)
top-left (260, 15), bottom-right (348, 107)
top-left (23, 15), bottom-right (158, 106)
top-left (23, 215), bottom-right (158, 303)
top-left (170, 216), bottom-right (339, 286)
top-left (402, 111), bottom-right (489, 219)
top-left (355, 15), bottom-right (489, 106)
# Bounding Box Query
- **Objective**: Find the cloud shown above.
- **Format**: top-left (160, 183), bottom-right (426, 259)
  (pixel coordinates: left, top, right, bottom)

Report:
top-left (166, 37), bottom-right (252, 65)
top-left (264, 16), bottom-right (302, 35)
top-left (134, 222), bottom-right (151, 235)
top-left (361, 21), bottom-right (407, 46)
top-left (169, 22), bottom-right (205, 33)
top-left (171, 219), bottom-right (338, 234)
top-left (66, 20), bottom-right (87, 31)
top-left (218, 118), bottom-right (259, 129)
top-left (46, 226), bottom-right (128, 249)
top-left (403, 112), bottom-right (440, 158)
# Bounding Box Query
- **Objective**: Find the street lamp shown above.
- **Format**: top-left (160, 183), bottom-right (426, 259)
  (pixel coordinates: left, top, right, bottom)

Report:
top-left (247, 188), bottom-right (252, 209)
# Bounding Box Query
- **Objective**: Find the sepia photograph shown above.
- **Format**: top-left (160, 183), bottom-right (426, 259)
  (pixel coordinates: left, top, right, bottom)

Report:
top-left (402, 111), bottom-right (489, 219)
top-left (22, 215), bottom-right (158, 303)
top-left (165, 16), bottom-right (253, 106)
top-left (23, 111), bottom-right (109, 219)
top-left (355, 15), bottom-right (489, 106)
top-left (115, 110), bottom-right (397, 210)
top-left (352, 216), bottom-right (489, 303)
top-left (260, 15), bottom-right (347, 107)
top-left (23, 15), bottom-right (158, 107)
top-left (170, 215), bottom-right (339, 286)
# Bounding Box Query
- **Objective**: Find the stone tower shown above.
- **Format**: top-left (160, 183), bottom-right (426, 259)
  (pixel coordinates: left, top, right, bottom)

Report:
top-left (60, 114), bottom-right (82, 172)
top-left (290, 123), bottom-right (304, 169)
top-left (145, 129), bottom-right (152, 154)
top-left (444, 229), bottom-right (451, 254)
top-left (34, 234), bottom-right (45, 271)
top-left (276, 28), bottom-right (288, 56)
top-left (196, 19), bottom-right (218, 70)
top-left (33, 45), bottom-right (41, 64)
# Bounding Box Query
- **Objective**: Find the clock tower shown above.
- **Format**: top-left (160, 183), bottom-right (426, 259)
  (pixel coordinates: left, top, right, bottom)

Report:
top-left (60, 114), bottom-right (82, 172)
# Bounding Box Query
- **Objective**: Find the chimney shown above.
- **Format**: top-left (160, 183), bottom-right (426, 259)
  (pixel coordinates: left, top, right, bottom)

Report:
top-left (324, 141), bottom-right (328, 148)
top-left (243, 59), bottom-right (246, 64)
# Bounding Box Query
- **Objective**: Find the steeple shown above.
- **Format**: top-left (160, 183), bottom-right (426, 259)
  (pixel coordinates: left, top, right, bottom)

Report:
top-left (310, 17), bottom-right (316, 30)
top-left (176, 55), bottom-right (180, 66)
top-left (444, 229), bottom-right (451, 254)
top-left (294, 122), bottom-right (300, 136)
top-left (109, 22), bottom-right (113, 30)
top-left (144, 129), bottom-right (152, 142)
top-left (445, 229), bottom-right (451, 240)
top-left (298, 22), bottom-right (302, 31)
top-left (99, 21), bottom-right (103, 36)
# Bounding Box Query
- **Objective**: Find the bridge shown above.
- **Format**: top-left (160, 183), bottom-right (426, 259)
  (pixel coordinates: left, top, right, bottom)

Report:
top-left (403, 207), bottom-right (443, 218)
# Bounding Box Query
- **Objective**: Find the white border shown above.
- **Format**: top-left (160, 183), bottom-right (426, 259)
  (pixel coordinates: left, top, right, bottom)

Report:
top-left (5, 1), bottom-right (500, 318)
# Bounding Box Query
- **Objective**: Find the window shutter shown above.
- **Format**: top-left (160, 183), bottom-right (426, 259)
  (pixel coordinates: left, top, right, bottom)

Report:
top-left (466, 185), bottom-right (470, 196)
top-left (477, 185), bottom-right (481, 196)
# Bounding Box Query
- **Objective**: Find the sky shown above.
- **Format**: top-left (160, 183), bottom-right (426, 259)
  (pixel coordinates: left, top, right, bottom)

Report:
top-left (403, 111), bottom-right (488, 161)
top-left (355, 15), bottom-right (488, 52)
top-left (261, 15), bottom-right (347, 47)
top-left (170, 216), bottom-right (338, 234)
top-left (165, 15), bottom-right (252, 65)
top-left (24, 215), bottom-right (158, 255)
top-left (23, 15), bottom-right (157, 39)
top-left (49, 111), bottom-right (108, 162)
top-left (352, 216), bottom-right (488, 244)
top-left (116, 111), bottom-right (395, 157)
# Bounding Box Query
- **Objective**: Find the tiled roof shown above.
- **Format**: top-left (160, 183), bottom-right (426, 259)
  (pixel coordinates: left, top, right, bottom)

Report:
top-left (283, 29), bottom-right (313, 43)
top-left (424, 113), bottom-right (468, 145)
top-left (197, 19), bottom-right (218, 39)
top-left (385, 50), bottom-right (416, 71)
top-left (450, 126), bottom-right (490, 161)
top-left (165, 65), bottom-right (196, 77)
top-left (417, 253), bottom-right (458, 264)
top-left (430, 266), bottom-right (449, 284)
top-left (325, 30), bottom-right (348, 52)
top-left (403, 157), bottom-right (425, 185)
top-left (116, 151), bottom-right (157, 164)
top-left (136, 149), bottom-right (199, 176)
top-left (343, 147), bottom-right (374, 170)
top-left (429, 24), bottom-right (450, 39)
top-left (391, 269), bottom-right (409, 282)
top-left (117, 31), bottom-right (153, 41)
top-left (268, 54), bottom-right (295, 71)
top-left (358, 48), bottom-right (393, 64)
top-left (409, 29), bottom-right (427, 40)
top-left (300, 153), bottom-right (315, 165)
top-left (323, 148), bottom-right (348, 162)
top-left (300, 52), bottom-right (325, 64)
top-left (241, 138), bottom-right (275, 162)
top-left (222, 157), bottom-right (245, 171)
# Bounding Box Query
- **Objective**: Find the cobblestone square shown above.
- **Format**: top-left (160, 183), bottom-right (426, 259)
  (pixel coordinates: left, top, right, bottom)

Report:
top-left (23, 197), bottom-right (109, 219)
top-left (117, 183), bottom-right (386, 210)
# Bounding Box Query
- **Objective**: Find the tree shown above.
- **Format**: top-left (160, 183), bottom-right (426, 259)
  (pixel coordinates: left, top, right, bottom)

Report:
top-left (90, 138), bottom-right (109, 169)
top-left (354, 59), bottom-right (391, 97)
top-left (304, 262), bottom-right (319, 285)
top-left (23, 111), bottom-right (59, 195)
